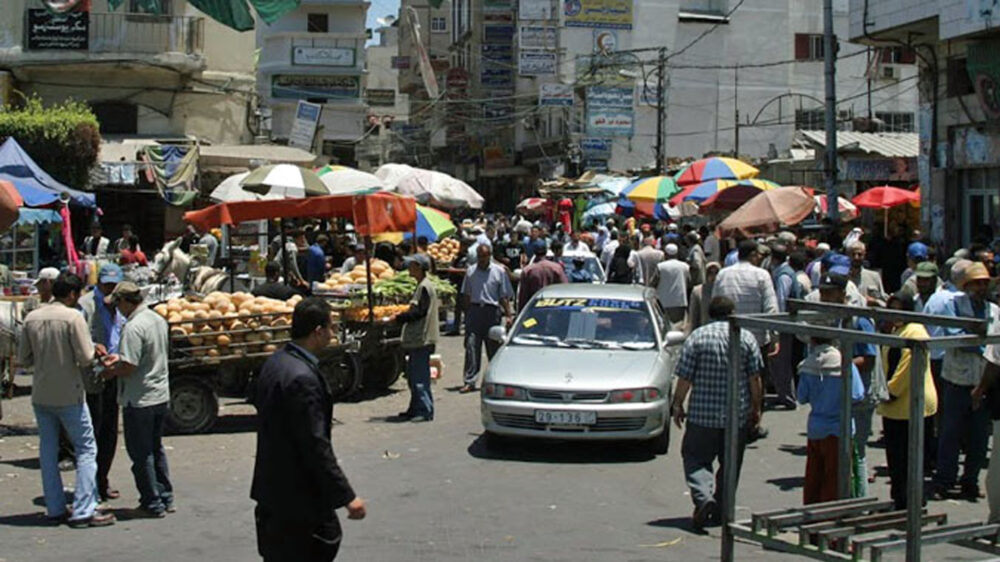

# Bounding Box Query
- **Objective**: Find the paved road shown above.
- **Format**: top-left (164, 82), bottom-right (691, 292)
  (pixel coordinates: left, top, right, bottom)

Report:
top-left (0, 334), bottom-right (994, 561)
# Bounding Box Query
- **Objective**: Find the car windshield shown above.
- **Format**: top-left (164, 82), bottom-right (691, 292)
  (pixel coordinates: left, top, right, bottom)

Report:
top-left (558, 256), bottom-right (604, 283)
top-left (510, 297), bottom-right (656, 349)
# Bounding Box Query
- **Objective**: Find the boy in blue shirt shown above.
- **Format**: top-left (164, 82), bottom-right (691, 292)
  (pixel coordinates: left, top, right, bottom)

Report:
top-left (798, 341), bottom-right (865, 504)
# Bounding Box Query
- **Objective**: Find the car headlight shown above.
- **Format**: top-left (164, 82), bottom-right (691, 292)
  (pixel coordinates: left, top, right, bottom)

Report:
top-left (483, 383), bottom-right (528, 400)
top-left (609, 388), bottom-right (662, 403)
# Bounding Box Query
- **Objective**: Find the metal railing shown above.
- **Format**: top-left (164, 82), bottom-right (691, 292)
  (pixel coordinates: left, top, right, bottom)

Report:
top-left (24, 11), bottom-right (204, 56)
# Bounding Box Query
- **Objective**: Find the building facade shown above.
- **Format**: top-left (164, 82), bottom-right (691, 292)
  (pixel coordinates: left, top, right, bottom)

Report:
top-left (256, 0), bottom-right (370, 164)
top-left (849, 0), bottom-right (1000, 249)
top-left (357, 19), bottom-right (412, 169)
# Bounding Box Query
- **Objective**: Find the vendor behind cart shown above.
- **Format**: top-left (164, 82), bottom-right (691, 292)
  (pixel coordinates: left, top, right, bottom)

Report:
top-left (393, 254), bottom-right (440, 422)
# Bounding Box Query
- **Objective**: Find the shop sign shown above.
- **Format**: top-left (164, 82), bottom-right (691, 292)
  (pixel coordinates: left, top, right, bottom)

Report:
top-left (481, 44), bottom-right (514, 87)
top-left (519, 51), bottom-right (557, 76)
top-left (288, 101), bottom-right (322, 151)
top-left (519, 0), bottom-right (554, 20)
top-left (581, 137), bottom-right (612, 158)
top-left (953, 126), bottom-right (1000, 167)
top-left (271, 75), bottom-right (360, 101)
top-left (563, 0), bottom-right (633, 30)
top-left (365, 89), bottom-right (396, 107)
top-left (539, 83), bottom-right (574, 106)
top-left (483, 145), bottom-right (515, 169)
top-left (26, 9), bottom-right (88, 50)
top-left (484, 0), bottom-right (514, 12)
top-left (584, 158), bottom-right (609, 171)
top-left (967, 38), bottom-right (1000, 120)
top-left (845, 158), bottom-right (917, 181)
top-left (586, 109), bottom-right (633, 136)
top-left (484, 23), bottom-right (516, 43)
top-left (519, 25), bottom-right (557, 49)
top-left (292, 47), bottom-right (355, 67)
top-left (586, 86), bottom-right (633, 108)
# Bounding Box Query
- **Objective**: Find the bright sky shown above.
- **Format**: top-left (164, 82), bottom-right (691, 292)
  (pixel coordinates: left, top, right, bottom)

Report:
top-left (367, 0), bottom-right (401, 43)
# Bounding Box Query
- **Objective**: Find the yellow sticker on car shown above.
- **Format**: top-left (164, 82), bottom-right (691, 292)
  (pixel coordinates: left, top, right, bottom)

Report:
top-left (522, 318), bottom-right (538, 328)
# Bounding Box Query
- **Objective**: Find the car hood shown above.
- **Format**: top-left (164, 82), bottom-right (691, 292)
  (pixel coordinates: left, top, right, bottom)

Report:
top-left (485, 345), bottom-right (666, 390)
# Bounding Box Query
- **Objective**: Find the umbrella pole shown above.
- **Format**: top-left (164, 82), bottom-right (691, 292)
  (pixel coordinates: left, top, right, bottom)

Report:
top-left (281, 218), bottom-right (289, 287)
top-left (884, 208), bottom-right (888, 238)
top-left (364, 235), bottom-right (375, 326)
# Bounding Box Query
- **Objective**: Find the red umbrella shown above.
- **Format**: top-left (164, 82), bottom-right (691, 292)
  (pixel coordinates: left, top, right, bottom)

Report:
top-left (516, 197), bottom-right (551, 216)
top-left (851, 186), bottom-right (919, 209)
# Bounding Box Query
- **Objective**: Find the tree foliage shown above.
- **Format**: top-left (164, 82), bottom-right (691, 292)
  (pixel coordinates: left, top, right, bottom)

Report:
top-left (0, 98), bottom-right (101, 188)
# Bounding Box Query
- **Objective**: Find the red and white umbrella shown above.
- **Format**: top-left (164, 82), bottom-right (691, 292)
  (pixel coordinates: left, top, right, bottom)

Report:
top-left (814, 195), bottom-right (858, 220)
top-left (516, 197), bottom-right (551, 215)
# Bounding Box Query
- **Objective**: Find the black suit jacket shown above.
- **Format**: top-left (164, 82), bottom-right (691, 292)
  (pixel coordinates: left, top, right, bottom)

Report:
top-left (251, 345), bottom-right (356, 523)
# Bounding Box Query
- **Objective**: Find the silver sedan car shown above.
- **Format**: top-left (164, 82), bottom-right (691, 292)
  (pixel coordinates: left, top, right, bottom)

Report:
top-left (481, 283), bottom-right (684, 454)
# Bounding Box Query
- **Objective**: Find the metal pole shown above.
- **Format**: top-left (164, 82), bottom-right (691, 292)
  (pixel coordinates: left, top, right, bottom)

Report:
top-left (838, 337), bottom-right (853, 499)
top-left (655, 47), bottom-right (666, 175)
top-left (733, 66), bottom-right (739, 157)
top-left (721, 319), bottom-right (742, 562)
top-left (823, 0), bottom-right (840, 223)
top-left (280, 219), bottom-right (289, 287)
top-left (906, 343), bottom-right (928, 562)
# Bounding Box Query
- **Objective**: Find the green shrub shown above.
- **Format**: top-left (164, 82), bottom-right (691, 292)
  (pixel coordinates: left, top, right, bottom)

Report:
top-left (0, 98), bottom-right (101, 188)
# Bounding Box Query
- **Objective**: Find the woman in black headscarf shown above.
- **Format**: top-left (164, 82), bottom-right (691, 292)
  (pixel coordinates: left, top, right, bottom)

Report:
top-left (606, 242), bottom-right (635, 284)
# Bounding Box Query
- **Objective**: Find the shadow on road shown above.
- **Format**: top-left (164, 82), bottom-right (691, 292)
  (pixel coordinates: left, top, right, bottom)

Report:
top-left (777, 444), bottom-right (807, 457)
top-left (0, 424), bottom-right (39, 437)
top-left (338, 387), bottom-right (401, 404)
top-left (0, 456), bottom-right (39, 470)
top-left (467, 433), bottom-right (657, 464)
top-left (646, 516), bottom-right (709, 536)
top-left (766, 476), bottom-right (805, 491)
top-left (0, 511), bottom-right (63, 528)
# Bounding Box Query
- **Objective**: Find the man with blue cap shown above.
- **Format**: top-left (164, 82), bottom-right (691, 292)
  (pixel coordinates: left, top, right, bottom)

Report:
top-left (900, 241), bottom-right (929, 287)
top-left (79, 263), bottom-right (126, 502)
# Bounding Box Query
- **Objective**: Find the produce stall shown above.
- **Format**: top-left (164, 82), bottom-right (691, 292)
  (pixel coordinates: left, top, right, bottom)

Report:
top-left (180, 193), bottom-right (417, 433)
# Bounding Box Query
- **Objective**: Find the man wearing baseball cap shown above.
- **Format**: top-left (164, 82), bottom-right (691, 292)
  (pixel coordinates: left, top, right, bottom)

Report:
top-left (35, 267), bottom-right (60, 304)
top-left (393, 254), bottom-right (440, 422)
top-left (900, 241), bottom-right (930, 287)
top-left (100, 282), bottom-right (173, 517)
top-left (933, 261), bottom-right (996, 501)
top-left (78, 263), bottom-right (126, 502)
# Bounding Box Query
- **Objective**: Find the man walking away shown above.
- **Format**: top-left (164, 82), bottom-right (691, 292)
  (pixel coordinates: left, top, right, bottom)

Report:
top-left (672, 296), bottom-right (763, 529)
top-left (460, 244), bottom-right (514, 393)
top-left (394, 255), bottom-right (440, 422)
top-left (101, 282), bottom-right (173, 518)
top-left (770, 244), bottom-right (803, 410)
top-left (637, 237), bottom-right (664, 286)
top-left (653, 244), bottom-right (690, 329)
top-left (19, 273), bottom-right (114, 527)
top-left (686, 262), bottom-right (720, 334)
top-left (687, 231), bottom-right (707, 287)
top-left (252, 297), bottom-right (366, 561)
top-left (518, 241), bottom-right (567, 310)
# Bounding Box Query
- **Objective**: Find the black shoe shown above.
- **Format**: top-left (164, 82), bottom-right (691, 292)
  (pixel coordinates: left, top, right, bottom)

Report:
top-left (396, 411), bottom-right (415, 419)
top-left (960, 483), bottom-right (982, 502)
top-left (928, 484), bottom-right (950, 501)
top-left (692, 500), bottom-right (716, 530)
top-left (131, 506), bottom-right (166, 519)
top-left (459, 385), bottom-right (477, 394)
top-left (410, 416), bottom-right (432, 423)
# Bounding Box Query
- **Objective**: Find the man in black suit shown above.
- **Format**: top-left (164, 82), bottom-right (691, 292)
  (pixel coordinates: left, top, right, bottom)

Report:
top-left (251, 297), bottom-right (366, 561)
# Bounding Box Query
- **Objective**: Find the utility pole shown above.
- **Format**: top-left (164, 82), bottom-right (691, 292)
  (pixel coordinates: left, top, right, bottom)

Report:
top-left (655, 47), bottom-right (666, 175)
top-left (733, 66), bottom-right (739, 157)
top-left (823, 0), bottom-right (840, 223)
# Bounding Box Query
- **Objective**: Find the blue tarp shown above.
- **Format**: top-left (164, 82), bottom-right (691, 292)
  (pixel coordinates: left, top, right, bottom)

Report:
top-left (0, 138), bottom-right (97, 208)
top-left (16, 208), bottom-right (62, 226)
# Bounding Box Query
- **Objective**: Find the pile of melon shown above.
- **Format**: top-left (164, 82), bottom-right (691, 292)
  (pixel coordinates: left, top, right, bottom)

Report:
top-left (428, 238), bottom-right (460, 264)
top-left (154, 292), bottom-right (305, 358)
top-left (317, 258), bottom-right (394, 292)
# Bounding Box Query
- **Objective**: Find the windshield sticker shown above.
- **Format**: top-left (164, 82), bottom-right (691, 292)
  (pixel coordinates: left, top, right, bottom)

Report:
top-left (522, 318), bottom-right (538, 328)
top-left (533, 298), bottom-right (643, 310)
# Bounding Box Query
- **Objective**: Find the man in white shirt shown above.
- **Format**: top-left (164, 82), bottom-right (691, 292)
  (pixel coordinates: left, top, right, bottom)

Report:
top-left (637, 237), bottom-right (664, 287)
top-left (565, 231), bottom-right (591, 254)
top-left (653, 244), bottom-right (691, 328)
top-left (600, 231), bottom-right (621, 272)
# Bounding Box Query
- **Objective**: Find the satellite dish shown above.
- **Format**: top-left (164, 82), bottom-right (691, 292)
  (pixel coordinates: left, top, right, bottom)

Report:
top-left (376, 15), bottom-right (396, 27)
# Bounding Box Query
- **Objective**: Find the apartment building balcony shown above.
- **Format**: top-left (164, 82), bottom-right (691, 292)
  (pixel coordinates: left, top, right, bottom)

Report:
top-left (6, 10), bottom-right (205, 73)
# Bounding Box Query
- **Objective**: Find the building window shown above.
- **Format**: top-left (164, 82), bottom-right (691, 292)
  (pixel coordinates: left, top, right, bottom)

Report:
top-left (874, 111), bottom-right (915, 132)
top-left (794, 33), bottom-right (824, 61)
top-left (130, 0), bottom-right (171, 13)
top-left (91, 102), bottom-right (138, 135)
top-left (679, 0), bottom-right (728, 15)
top-left (880, 46), bottom-right (916, 64)
top-left (948, 57), bottom-right (975, 97)
top-left (795, 108), bottom-right (852, 131)
top-left (307, 13), bottom-right (329, 33)
top-left (431, 17), bottom-right (447, 33)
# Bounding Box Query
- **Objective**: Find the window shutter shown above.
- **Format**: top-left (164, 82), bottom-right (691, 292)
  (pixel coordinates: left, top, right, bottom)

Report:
top-left (795, 34), bottom-right (809, 60)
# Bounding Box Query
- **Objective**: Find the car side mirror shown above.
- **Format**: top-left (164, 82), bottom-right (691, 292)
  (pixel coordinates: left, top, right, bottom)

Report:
top-left (664, 330), bottom-right (686, 347)
top-left (488, 325), bottom-right (507, 343)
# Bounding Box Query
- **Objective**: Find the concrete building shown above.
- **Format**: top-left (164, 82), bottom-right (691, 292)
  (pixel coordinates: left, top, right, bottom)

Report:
top-left (257, 0), bottom-right (370, 164)
top-left (357, 18), bottom-right (411, 169)
top-left (849, 0), bottom-right (1000, 249)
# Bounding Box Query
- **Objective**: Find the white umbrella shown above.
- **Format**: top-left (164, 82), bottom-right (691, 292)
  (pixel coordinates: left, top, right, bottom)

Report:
top-left (210, 172), bottom-right (283, 202)
top-left (241, 164), bottom-right (327, 199)
top-left (375, 164), bottom-right (485, 209)
top-left (316, 165), bottom-right (388, 195)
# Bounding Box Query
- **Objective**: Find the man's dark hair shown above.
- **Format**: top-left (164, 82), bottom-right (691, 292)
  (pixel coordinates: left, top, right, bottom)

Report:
top-left (771, 244), bottom-right (788, 264)
top-left (708, 296), bottom-right (736, 320)
top-left (291, 297), bottom-right (333, 339)
top-left (265, 261), bottom-right (281, 280)
top-left (609, 231), bottom-right (618, 241)
top-left (120, 291), bottom-right (143, 305)
top-left (315, 234), bottom-right (329, 246)
top-left (128, 235), bottom-right (140, 251)
top-left (122, 224), bottom-right (132, 232)
top-left (789, 251), bottom-right (808, 271)
top-left (550, 240), bottom-right (563, 255)
top-left (417, 236), bottom-right (429, 247)
top-left (52, 272), bottom-right (83, 299)
top-left (737, 239), bottom-right (758, 260)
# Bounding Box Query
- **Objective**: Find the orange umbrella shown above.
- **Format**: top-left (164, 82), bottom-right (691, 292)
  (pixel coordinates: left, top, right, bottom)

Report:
top-left (0, 180), bottom-right (23, 232)
top-left (716, 187), bottom-right (815, 238)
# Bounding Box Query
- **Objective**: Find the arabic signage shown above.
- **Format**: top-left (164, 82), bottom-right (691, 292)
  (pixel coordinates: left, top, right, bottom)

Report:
top-left (288, 101), bottom-right (322, 151)
top-left (519, 0), bottom-right (555, 19)
top-left (484, 23), bottom-right (516, 43)
top-left (584, 159), bottom-right (609, 171)
top-left (446, 67), bottom-right (470, 98)
top-left (519, 51), bottom-right (557, 76)
top-left (844, 158), bottom-right (917, 181)
top-left (519, 25), bottom-right (557, 49)
top-left (391, 56), bottom-right (411, 69)
top-left (586, 86), bottom-right (633, 108)
top-left (594, 29), bottom-right (618, 53)
top-left (292, 47), bottom-right (355, 67)
top-left (365, 89), bottom-right (396, 107)
top-left (539, 83), bottom-right (574, 106)
top-left (586, 109), bottom-right (634, 136)
top-left (581, 137), bottom-right (612, 158)
top-left (563, 0), bottom-right (633, 29)
top-left (638, 81), bottom-right (661, 106)
top-left (484, 0), bottom-right (514, 11)
top-left (26, 9), bottom-right (88, 50)
top-left (271, 75), bottom-right (361, 101)
top-left (481, 44), bottom-right (514, 87)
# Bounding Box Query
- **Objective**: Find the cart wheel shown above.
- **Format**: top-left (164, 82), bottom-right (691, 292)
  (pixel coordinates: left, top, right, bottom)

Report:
top-left (362, 348), bottom-right (403, 390)
top-left (166, 376), bottom-right (219, 434)
top-left (321, 351), bottom-right (363, 401)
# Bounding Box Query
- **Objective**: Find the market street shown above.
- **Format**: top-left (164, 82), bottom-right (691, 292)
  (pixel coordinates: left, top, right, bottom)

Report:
top-left (0, 334), bottom-right (994, 562)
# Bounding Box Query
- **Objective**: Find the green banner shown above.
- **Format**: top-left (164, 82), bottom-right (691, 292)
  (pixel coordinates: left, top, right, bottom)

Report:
top-left (186, 0), bottom-right (299, 31)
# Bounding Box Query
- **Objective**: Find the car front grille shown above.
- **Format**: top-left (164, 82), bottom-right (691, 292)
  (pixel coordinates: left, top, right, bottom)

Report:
top-left (491, 413), bottom-right (647, 433)
top-left (527, 390), bottom-right (610, 403)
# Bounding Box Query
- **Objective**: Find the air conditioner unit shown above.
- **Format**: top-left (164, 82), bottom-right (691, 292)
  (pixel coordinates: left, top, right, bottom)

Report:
top-left (882, 65), bottom-right (900, 80)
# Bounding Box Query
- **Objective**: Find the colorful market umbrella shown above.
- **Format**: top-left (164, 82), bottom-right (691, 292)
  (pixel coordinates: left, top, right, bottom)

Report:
top-left (412, 204), bottom-right (456, 242)
top-left (716, 186), bottom-right (816, 238)
top-left (851, 186), bottom-right (920, 209)
top-left (315, 165), bottom-right (387, 195)
top-left (681, 178), bottom-right (779, 205)
top-left (241, 164), bottom-right (328, 198)
top-left (516, 197), bottom-right (551, 216)
top-left (582, 200), bottom-right (617, 225)
top-left (618, 176), bottom-right (680, 218)
top-left (814, 195), bottom-right (859, 220)
top-left (211, 171), bottom-right (283, 202)
top-left (674, 157), bottom-right (759, 187)
top-left (375, 163), bottom-right (484, 209)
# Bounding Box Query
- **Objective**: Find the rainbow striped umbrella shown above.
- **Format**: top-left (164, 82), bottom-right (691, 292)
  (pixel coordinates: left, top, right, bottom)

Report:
top-left (315, 165), bottom-right (387, 195)
top-left (618, 175), bottom-right (680, 218)
top-left (674, 157), bottom-right (759, 187)
top-left (682, 178), bottom-right (779, 205)
top-left (410, 204), bottom-right (456, 242)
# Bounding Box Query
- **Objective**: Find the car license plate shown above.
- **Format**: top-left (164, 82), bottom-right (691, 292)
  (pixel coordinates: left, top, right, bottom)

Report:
top-left (534, 410), bottom-right (597, 425)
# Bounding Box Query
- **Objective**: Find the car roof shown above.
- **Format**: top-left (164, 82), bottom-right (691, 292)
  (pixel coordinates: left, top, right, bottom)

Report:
top-left (534, 283), bottom-right (651, 301)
